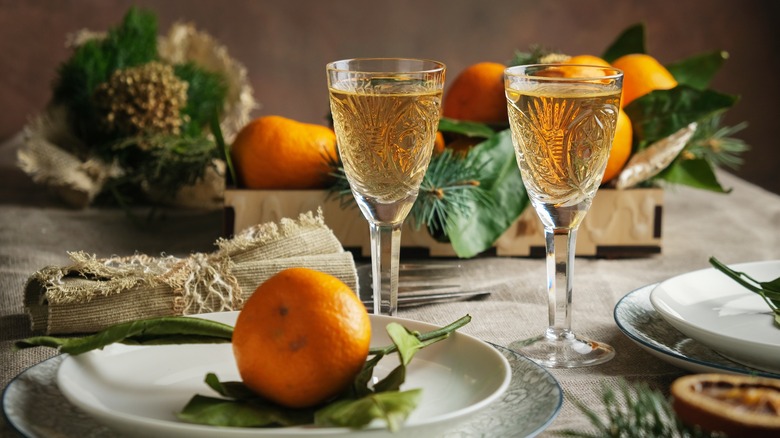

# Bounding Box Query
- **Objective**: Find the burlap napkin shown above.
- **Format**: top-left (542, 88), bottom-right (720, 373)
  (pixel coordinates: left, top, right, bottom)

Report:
top-left (23, 209), bottom-right (359, 334)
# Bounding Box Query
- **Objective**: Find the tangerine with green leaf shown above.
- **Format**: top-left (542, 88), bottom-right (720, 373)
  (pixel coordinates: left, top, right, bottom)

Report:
top-left (232, 268), bottom-right (371, 408)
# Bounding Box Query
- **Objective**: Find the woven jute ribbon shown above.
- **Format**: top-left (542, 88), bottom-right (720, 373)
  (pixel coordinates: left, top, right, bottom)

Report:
top-left (23, 210), bottom-right (359, 334)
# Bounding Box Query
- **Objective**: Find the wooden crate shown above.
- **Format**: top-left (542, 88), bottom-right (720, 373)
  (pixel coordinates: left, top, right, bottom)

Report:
top-left (224, 188), bottom-right (663, 258)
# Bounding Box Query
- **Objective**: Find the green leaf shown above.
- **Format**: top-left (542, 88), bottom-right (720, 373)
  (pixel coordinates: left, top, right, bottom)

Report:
top-left (625, 85), bottom-right (738, 149)
top-left (373, 364), bottom-right (407, 393)
top-left (602, 23), bottom-right (646, 62)
top-left (666, 50), bottom-right (729, 90)
top-left (656, 158), bottom-right (729, 193)
top-left (347, 353), bottom-right (384, 398)
top-left (709, 257), bottom-right (780, 310)
top-left (204, 373), bottom-right (259, 401)
top-left (438, 118), bottom-right (496, 138)
top-left (386, 322), bottom-right (424, 366)
top-left (14, 316), bottom-right (233, 355)
top-left (178, 394), bottom-right (313, 427)
top-left (315, 389), bottom-right (422, 432)
top-left (446, 130), bottom-right (529, 258)
top-left (386, 322), bottom-right (450, 366)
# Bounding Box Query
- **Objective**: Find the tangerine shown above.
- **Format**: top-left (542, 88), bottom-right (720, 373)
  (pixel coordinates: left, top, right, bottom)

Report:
top-left (601, 109), bottom-right (633, 184)
top-left (232, 267), bottom-right (371, 408)
top-left (554, 55), bottom-right (613, 78)
top-left (433, 131), bottom-right (446, 154)
top-left (442, 62), bottom-right (508, 124)
top-left (611, 53), bottom-right (678, 107)
top-left (565, 54), bottom-right (611, 67)
top-left (230, 116), bottom-right (337, 189)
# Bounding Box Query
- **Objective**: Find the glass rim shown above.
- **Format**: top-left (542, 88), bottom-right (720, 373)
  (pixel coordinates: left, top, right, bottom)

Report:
top-left (326, 57), bottom-right (446, 74)
top-left (505, 63), bottom-right (623, 81)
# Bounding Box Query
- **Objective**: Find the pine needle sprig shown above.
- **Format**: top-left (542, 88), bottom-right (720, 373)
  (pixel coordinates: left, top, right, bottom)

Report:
top-left (53, 7), bottom-right (159, 146)
top-left (325, 148), bottom-right (493, 238)
top-left (509, 44), bottom-right (554, 66)
top-left (558, 380), bottom-right (723, 438)
top-left (412, 148), bottom-right (493, 238)
top-left (684, 114), bottom-right (749, 170)
top-left (112, 133), bottom-right (219, 201)
top-left (174, 62), bottom-right (229, 138)
top-left (325, 152), bottom-right (356, 209)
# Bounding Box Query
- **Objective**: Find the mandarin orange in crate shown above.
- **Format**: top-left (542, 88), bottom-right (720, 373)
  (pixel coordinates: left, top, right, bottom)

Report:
top-left (225, 24), bottom-right (747, 259)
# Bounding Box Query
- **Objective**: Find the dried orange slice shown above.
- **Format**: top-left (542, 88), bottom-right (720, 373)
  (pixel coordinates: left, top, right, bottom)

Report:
top-left (671, 374), bottom-right (780, 437)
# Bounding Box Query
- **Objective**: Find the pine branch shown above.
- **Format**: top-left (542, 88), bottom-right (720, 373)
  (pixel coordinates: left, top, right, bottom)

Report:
top-left (510, 44), bottom-right (554, 66)
top-left (558, 380), bottom-right (723, 438)
top-left (412, 148), bottom-right (493, 238)
top-left (53, 7), bottom-right (159, 146)
top-left (684, 114), bottom-right (749, 170)
top-left (326, 148), bottom-right (493, 239)
top-left (111, 133), bottom-right (219, 201)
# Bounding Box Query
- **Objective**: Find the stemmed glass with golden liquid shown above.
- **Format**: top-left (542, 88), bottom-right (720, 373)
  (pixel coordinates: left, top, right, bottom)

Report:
top-left (505, 64), bottom-right (623, 367)
top-left (327, 58), bottom-right (445, 315)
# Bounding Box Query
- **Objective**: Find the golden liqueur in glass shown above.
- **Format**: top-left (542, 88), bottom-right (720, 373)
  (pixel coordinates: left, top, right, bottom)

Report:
top-left (327, 59), bottom-right (445, 315)
top-left (329, 87), bottom-right (441, 223)
top-left (505, 64), bottom-right (623, 368)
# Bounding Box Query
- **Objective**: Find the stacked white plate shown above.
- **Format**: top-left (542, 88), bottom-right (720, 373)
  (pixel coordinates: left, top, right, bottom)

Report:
top-left (648, 260), bottom-right (780, 374)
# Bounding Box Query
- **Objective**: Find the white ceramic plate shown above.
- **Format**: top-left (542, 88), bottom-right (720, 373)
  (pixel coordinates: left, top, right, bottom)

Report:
top-left (55, 313), bottom-right (516, 438)
top-left (4, 345), bottom-right (562, 438)
top-left (614, 284), bottom-right (780, 378)
top-left (650, 260), bottom-right (780, 374)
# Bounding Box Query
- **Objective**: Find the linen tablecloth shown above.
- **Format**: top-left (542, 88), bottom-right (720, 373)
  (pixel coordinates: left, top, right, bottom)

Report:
top-left (2, 133), bottom-right (780, 436)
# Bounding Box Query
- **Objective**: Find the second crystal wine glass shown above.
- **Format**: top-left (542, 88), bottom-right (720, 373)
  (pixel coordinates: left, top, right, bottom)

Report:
top-left (327, 58), bottom-right (445, 315)
top-left (505, 64), bottom-right (623, 367)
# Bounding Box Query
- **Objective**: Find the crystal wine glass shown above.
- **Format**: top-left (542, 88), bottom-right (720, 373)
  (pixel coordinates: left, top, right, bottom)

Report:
top-left (504, 64), bottom-right (623, 367)
top-left (327, 58), bottom-right (445, 315)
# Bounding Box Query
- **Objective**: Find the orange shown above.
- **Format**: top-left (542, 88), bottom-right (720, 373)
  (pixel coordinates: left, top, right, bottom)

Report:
top-left (553, 55), bottom-right (612, 78)
top-left (433, 131), bottom-right (446, 154)
top-left (230, 115), bottom-right (337, 189)
top-left (232, 268), bottom-right (371, 408)
top-left (442, 62), bottom-right (508, 124)
top-left (534, 55), bottom-right (613, 79)
top-left (446, 135), bottom-right (482, 155)
top-left (601, 109), bottom-right (633, 184)
top-left (611, 53), bottom-right (678, 107)
top-left (565, 54), bottom-right (611, 67)
top-left (671, 373), bottom-right (780, 437)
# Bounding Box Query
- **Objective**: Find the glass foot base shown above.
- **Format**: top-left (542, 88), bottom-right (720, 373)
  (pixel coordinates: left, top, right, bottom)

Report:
top-left (509, 329), bottom-right (614, 368)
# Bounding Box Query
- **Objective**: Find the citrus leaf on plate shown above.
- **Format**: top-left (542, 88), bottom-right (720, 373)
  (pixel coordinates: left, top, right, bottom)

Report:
top-left (315, 389), bottom-right (422, 432)
top-left (14, 316), bottom-right (233, 355)
top-left (178, 394), bottom-right (313, 427)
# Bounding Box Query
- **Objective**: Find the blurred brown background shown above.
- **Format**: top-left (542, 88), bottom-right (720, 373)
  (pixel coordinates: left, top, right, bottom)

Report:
top-left (1, 0), bottom-right (778, 194)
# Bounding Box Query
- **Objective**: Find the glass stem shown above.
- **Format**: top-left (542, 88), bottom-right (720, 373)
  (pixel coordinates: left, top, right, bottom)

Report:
top-left (545, 227), bottom-right (576, 340)
top-left (369, 222), bottom-right (402, 316)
